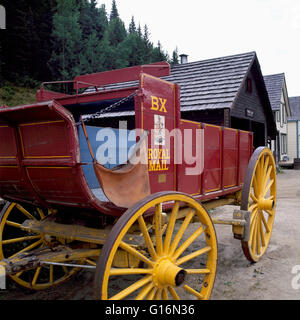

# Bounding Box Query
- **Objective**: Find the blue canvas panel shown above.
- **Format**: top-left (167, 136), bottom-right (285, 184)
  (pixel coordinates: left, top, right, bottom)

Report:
top-left (78, 125), bottom-right (136, 189)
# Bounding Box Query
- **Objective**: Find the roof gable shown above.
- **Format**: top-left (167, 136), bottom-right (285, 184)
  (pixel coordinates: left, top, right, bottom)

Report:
top-left (289, 96), bottom-right (300, 120)
top-left (165, 52), bottom-right (255, 111)
top-left (263, 73), bottom-right (285, 111)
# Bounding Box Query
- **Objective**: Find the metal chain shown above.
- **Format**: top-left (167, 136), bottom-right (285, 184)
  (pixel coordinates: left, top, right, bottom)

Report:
top-left (76, 91), bottom-right (137, 126)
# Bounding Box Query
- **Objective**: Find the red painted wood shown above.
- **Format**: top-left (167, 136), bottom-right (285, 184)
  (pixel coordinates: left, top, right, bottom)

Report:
top-left (0, 66), bottom-right (254, 217)
top-left (135, 73), bottom-right (176, 194)
top-left (74, 61), bottom-right (170, 89)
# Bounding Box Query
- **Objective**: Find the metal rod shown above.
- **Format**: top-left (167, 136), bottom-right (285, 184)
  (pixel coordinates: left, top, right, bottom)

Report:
top-left (41, 261), bottom-right (96, 269)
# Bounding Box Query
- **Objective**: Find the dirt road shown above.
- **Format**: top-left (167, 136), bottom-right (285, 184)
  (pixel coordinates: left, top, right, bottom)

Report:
top-left (1, 169), bottom-right (300, 300)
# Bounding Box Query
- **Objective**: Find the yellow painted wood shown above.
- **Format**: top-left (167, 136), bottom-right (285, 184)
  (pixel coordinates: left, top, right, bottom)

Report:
top-left (99, 193), bottom-right (218, 300)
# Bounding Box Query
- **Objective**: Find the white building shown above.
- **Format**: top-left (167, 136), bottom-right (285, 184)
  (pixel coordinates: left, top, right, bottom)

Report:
top-left (287, 96), bottom-right (300, 165)
top-left (264, 73), bottom-right (291, 163)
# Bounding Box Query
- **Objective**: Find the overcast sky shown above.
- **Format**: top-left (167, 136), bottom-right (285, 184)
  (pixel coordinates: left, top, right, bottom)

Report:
top-left (98, 0), bottom-right (300, 97)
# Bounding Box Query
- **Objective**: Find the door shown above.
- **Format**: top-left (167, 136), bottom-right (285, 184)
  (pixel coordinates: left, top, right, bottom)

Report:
top-left (135, 73), bottom-right (180, 193)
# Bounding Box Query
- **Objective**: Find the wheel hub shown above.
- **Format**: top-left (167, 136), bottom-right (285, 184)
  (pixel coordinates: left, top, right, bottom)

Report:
top-left (152, 258), bottom-right (186, 288)
top-left (257, 198), bottom-right (274, 211)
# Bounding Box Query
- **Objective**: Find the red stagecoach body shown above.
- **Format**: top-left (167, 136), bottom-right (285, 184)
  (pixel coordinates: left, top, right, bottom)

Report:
top-left (0, 63), bottom-right (253, 217)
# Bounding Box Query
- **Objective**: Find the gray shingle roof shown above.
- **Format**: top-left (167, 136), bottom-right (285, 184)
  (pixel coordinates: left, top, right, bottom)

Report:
top-left (164, 52), bottom-right (255, 111)
top-left (263, 73), bottom-right (285, 111)
top-left (89, 52), bottom-right (256, 112)
top-left (289, 96), bottom-right (300, 120)
top-left (82, 51), bottom-right (277, 137)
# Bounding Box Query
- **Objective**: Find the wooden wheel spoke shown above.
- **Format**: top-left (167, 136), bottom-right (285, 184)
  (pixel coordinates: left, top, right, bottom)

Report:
top-left (262, 166), bottom-right (272, 192)
top-left (259, 216), bottom-right (266, 247)
top-left (36, 208), bottom-right (45, 220)
top-left (261, 211), bottom-right (270, 233)
top-left (119, 241), bottom-right (154, 267)
top-left (262, 156), bottom-right (270, 179)
top-left (176, 246), bottom-right (211, 266)
top-left (168, 286), bottom-right (180, 300)
top-left (138, 216), bottom-right (157, 260)
top-left (154, 204), bottom-right (163, 255)
top-left (263, 179), bottom-right (274, 198)
top-left (253, 174), bottom-right (259, 197)
top-left (169, 208), bottom-right (195, 255)
top-left (147, 287), bottom-right (157, 300)
top-left (110, 275), bottom-right (152, 300)
top-left (49, 264), bottom-right (54, 284)
top-left (5, 220), bottom-right (22, 229)
top-left (256, 215), bottom-right (261, 255)
top-left (135, 282), bottom-right (154, 300)
top-left (251, 215), bottom-right (259, 253)
top-left (154, 288), bottom-right (161, 300)
top-left (109, 268), bottom-right (153, 276)
top-left (163, 201), bottom-right (180, 254)
top-left (173, 225), bottom-right (205, 261)
top-left (32, 266), bottom-right (41, 286)
top-left (249, 210), bottom-right (258, 247)
top-left (162, 287), bottom-right (169, 300)
top-left (250, 192), bottom-right (258, 203)
top-left (186, 268), bottom-right (211, 274)
top-left (183, 285), bottom-right (204, 299)
top-left (2, 235), bottom-right (41, 245)
top-left (15, 204), bottom-right (36, 221)
top-left (9, 239), bottom-right (43, 259)
top-left (248, 203), bottom-right (258, 213)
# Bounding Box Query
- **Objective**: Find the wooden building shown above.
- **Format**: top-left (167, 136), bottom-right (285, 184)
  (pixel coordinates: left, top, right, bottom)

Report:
top-left (263, 73), bottom-right (291, 163)
top-left (79, 51), bottom-right (277, 148)
top-left (164, 51), bottom-right (277, 147)
top-left (288, 96), bottom-right (300, 167)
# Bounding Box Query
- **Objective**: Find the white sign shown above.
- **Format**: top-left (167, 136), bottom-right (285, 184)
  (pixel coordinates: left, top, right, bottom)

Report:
top-left (154, 114), bottom-right (165, 146)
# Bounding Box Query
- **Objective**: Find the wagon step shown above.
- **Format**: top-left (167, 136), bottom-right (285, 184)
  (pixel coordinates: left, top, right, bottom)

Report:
top-left (20, 219), bottom-right (144, 246)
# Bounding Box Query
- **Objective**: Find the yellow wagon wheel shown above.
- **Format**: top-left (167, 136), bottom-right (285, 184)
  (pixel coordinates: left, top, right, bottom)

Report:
top-left (94, 192), bottom-right (218, 300)
top-left (241, 147), bottom-right (277, 263)
top-left (0, 202), bottom-right (81, 290)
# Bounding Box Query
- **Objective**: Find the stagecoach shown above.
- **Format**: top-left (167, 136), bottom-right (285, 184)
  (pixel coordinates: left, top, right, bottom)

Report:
top-left (0, 62), bottom-right (276, 300)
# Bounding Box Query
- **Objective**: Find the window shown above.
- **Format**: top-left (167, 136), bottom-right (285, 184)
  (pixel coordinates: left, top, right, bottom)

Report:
top-left (281, 133), bottom-right (287, 154)
top-left (246, 78), bottom-right (252, 93)
top-left (282, 103), bottom-right (287, 124)
top-left (276, 111), bottom-right (280, 123)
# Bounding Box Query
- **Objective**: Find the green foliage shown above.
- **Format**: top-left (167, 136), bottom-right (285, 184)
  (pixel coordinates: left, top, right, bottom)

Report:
top-left (1, 0), bottom-right (176, 85)
top-left (48, 0), bottom-right (83, 80)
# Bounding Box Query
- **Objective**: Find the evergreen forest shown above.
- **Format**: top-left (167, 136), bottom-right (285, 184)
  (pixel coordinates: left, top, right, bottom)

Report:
top-left (0, 0), bottom-right (179, 90)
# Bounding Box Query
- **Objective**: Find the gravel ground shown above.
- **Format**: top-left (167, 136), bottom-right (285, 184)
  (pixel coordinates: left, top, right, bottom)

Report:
top-left (0, 169), bottom-right (300, 300)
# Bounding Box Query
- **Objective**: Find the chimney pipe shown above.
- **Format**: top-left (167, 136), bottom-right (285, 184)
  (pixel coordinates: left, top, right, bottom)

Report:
top-left (180, 54), bottom-right (188, 64)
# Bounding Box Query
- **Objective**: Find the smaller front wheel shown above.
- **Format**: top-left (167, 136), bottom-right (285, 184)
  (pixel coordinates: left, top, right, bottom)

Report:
top-left (241, 147), bottom-right (277, 262)
top-left (94, 192), bottom-right (218, 300)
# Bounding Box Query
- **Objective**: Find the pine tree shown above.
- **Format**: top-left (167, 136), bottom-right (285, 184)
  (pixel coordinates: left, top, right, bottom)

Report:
top-left (171, 47), bottom-right (179, 65)
top-left (95, 4), bottom-right (108, 40)
top-left (129, 16), bottom-right (136, 34)
top-left (48, 0), bottom-right (83, 80)
top-left (143, 24), bottom-right (152, 64)
top-left (151, 41), bottom-right (168, 62)
top-left (110, 0), bottom-right (119, 20)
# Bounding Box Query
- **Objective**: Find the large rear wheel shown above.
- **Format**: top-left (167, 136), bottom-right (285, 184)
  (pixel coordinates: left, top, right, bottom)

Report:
top-left (94, 192), bottom-right (218, 300)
